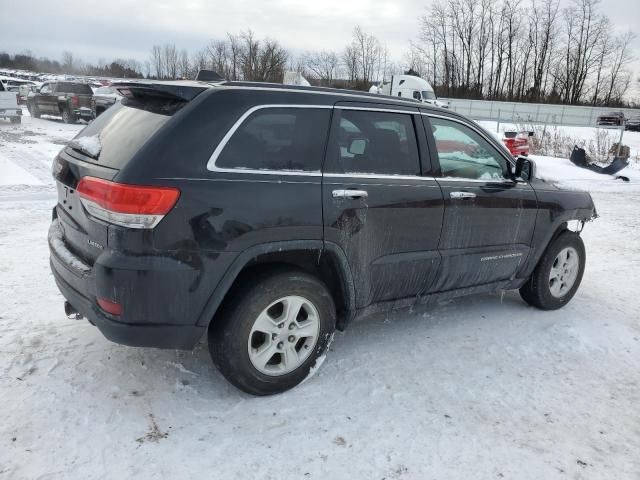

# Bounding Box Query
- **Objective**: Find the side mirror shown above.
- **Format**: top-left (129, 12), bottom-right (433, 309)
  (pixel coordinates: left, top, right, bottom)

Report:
top-left (515, 156), bottom-right (535, 182)
top-left (348, 139), bottom-right (366, 155)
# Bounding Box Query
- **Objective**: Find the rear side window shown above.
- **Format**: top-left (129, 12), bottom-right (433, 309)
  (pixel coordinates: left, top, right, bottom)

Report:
top-left (215, 107), bottom-right (331, 172)
top-left (57, 82), bottom-right (92, 94)
top-left (325, 109), bottom-right (419, 175)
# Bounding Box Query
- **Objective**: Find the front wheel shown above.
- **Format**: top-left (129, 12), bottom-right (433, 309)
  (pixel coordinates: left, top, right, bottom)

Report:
top-left (10, 116), bottom-right (21, 124)
top-left (520, 231), bottom-right (586, 310)
top-left (209, 269), bottom-right (336, 395)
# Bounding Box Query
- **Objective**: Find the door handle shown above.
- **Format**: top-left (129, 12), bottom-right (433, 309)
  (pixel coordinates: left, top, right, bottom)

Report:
top-left (332, 189), bottom-right (368, 199)
top-left (450, 191), bottom-right (476, 199)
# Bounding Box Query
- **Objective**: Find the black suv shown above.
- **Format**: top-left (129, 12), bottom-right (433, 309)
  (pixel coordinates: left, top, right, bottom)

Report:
top-left (49, 81), bottom-right (596, 395)
top-left (28, 81), bottom-right (93, 123)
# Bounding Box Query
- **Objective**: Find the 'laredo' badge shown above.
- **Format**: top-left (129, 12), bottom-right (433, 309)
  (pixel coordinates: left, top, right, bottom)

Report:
top-left (87, 239), bottom-right (104, 250)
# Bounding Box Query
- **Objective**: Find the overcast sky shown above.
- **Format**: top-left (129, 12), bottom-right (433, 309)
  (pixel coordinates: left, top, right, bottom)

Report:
top-left (1, 0), bottom-right (639, 94)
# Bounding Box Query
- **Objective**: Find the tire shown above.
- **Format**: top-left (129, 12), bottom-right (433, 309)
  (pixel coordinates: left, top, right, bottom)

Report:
top-left (520, 230), bottom-right (586, 310)
top-left (61, 108), bottom-right (76, 124)
top-left (209, 268), bottom-right (336, 395)
top-left (29, 103), bottom-right (40, 118)
top-left (10, 117), bottom-right (21, 124)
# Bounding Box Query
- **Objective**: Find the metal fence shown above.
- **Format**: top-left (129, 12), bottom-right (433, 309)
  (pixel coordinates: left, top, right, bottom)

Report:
top-left (441, 98), bottom-right (640, 128)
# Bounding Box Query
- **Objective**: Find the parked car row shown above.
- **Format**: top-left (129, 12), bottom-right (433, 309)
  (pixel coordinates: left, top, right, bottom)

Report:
top-left (1, 69), bottom-right (124, 123)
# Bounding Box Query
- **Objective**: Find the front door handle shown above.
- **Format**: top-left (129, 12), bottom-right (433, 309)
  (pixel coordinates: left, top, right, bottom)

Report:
top-left (450, 191), bottom-right (476, 199)
top-left (332, 189), bottom-right (368, 199)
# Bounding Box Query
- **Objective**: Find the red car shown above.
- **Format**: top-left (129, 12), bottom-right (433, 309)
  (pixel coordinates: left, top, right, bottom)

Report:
top-left (502, 131), bottom-right (532, 157)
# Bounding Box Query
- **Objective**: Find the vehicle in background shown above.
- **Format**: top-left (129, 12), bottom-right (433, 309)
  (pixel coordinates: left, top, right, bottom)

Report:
top-left (370, 74), bottom-right (449, 108)
top-left (27, 81), bottom-right (93, 124)
top-left (596, 111), bottom-right (625, 127)
top-left (18, 84), bottom-right (38, 104)
top-left (502, 130), bottom-right (533, 157)
top-left (625, 115), bottom-right (640, 132)
top-left (91, 86), bottom-right (122, 117)
top-left (0, 81), bottom-right (22, 123)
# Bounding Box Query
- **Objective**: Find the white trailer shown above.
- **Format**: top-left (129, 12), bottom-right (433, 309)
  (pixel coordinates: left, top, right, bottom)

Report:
top-left (369, 75), bottom-right (448, 108)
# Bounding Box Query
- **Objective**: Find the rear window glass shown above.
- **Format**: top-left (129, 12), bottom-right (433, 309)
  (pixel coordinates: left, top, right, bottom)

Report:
top-left (57, 82), bottom-right (92, 94)
top-left (68, 102), bottom-right (170, 168)
top-left (216, 107), bottom-right (331, 172)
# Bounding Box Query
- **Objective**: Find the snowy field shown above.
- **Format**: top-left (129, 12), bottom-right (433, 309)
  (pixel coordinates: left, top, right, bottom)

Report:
top-left (1, 113), bottom-right (640, 479)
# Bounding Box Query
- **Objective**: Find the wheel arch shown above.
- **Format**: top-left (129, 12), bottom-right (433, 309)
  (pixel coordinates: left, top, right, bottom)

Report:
top-left (515, 213), bottom-right (586, 287)
top-left (196, 241), bottom-right (356, 330)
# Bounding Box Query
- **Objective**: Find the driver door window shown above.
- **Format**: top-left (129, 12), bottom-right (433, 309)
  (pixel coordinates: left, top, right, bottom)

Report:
top-left (430, 117), bottom-right (508, 181)
top-left (40, 84), bottom-right (51, 94)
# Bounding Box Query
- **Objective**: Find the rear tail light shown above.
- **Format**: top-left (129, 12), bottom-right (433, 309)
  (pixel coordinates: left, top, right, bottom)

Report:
top-left (97, 297), bottom-right (123, 316)
top-left (76, 176), bottom-right (180, 229)
top-left (71, 95), bottom-right (80, 107)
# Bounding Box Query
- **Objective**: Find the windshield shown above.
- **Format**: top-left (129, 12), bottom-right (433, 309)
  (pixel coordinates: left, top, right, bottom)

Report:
top-left (422, 90), bottom-right (436, 100)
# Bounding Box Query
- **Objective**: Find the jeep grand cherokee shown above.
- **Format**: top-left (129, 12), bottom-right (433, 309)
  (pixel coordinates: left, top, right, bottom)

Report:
top-left (49, 80), bottom-right (596, 395)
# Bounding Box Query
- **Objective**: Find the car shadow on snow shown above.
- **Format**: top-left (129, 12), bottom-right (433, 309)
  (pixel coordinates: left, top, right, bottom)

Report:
top-left (74, 290), bottom-right (540, 402)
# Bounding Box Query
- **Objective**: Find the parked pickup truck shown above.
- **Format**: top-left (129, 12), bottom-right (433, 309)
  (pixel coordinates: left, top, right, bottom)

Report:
top-left (0, 81), bottom-right (22, 123)
top-left (27, 81), bottom-right (93, 123)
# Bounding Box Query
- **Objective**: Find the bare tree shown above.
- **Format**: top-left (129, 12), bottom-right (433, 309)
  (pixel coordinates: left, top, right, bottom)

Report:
top-left (61, 51), bottom-right (74, 73)
top-left (150, 45), bottom-right (163, 79)
top-left (163, 44), bottom-right (179, 79)
top-left (179, 49), bottom-right (191, 79)
top-left (303, 50), bottom-right (340, 85)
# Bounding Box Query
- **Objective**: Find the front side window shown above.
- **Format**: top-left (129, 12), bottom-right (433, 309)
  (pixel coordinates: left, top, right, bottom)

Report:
top-left (326, 109), bottom-right (419, 176)
top-left (216, 107), bottom-right (331, 172)
top-left (40, 84), bottom-right (51, 94)
top-left (430, 117), bottom-right (508, 180)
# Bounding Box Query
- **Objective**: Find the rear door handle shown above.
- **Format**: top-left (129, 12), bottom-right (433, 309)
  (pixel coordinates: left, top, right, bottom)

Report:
top-left (450, 191), bottom-right (476, 199)
top-left (332, 189), bottom-right (368, 199)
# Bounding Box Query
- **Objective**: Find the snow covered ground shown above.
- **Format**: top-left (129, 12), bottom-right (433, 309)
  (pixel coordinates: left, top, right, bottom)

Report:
top-left (1, 114), bottom-right (640, 479)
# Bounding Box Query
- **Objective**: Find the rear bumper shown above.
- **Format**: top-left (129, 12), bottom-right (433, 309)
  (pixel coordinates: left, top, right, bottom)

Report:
top-left (48, 219), bottom-right (205, 349)
top-left (73, 107), bottom-right (93, 119)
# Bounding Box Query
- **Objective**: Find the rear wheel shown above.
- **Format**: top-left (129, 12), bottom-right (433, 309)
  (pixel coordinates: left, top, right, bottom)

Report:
top-left (209, 269), bottom-right (336, 395)
top-left (61, 108), bottom-right (76, 124)
top-left (520, 231), bottom-right (586, 310)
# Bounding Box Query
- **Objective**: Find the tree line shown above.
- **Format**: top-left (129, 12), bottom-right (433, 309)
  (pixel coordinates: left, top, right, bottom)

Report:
top-left (409, 0), bottom-right (636, 106)
top-left (0, 51), bottom-right (143, 78)
top-left (1, 1), bottom-right (637, 107)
